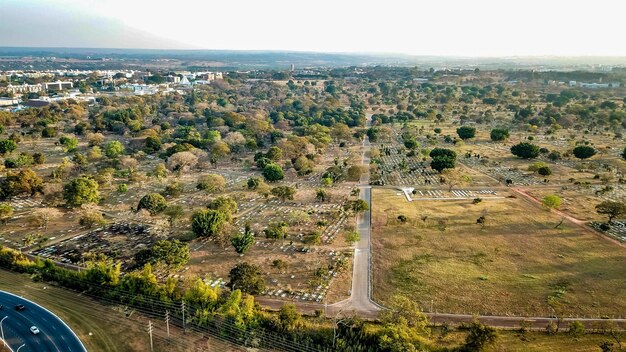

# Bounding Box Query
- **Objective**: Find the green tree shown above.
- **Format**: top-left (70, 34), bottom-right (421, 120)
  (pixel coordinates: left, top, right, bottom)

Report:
top-left (345, 231), bottom-right (359, 244)
top-left (278, 303), bottom-right (301, 331)
top-left (262, 163), bottom-right (284, 182)
top-left (431, 156), bottom-right (456, 173)
top-left (191, 209), bottom-right (227, 237)
top-left (207, 196), bottom-right (238, 220)
top-left (0, 139), bottom-right (17, 155)
top-left (144, 136), bottom-right (162, 153)
top-left (271, 186), bottom-right (296, 202)
top-left (247, 177), bottom-right (260, 190)
top-left (572, 145), bottom-right (597, 159)
top-left (0, 169), bottom-right (44, 199)
top-left (63, 177), bottom-right (100, 207)
top-left (266, 146), bottom-right (283, 161)
top-left (542, 195), bottom-right (562, 209)
top-left (0, 204), bottom-right (14, 224)
top-left (264, 221), bottom-right (287, 239)
top-left (143, 239), bottom-right (189, 268)
top-left (137, 193), bottom-right (167, 215)
top-left (105, 140), bottom-right (125, 159)
top-left (316, 188), bottom-right (328, 202)
top-left (511, 142), bottom-right (540, 159)
top-left (490, 128), bottom-right (510, 142)
top-left (231, 224), bottom-right (255, 254)
top-left (346, 199), bottom-right (369, 214)
top-left (456, 126), bottom-right (476, 140)
top-left (463, 319), bottom-right (498, 352)
top-left (59, 136), bottom-right (78, 152)
top-left (228, 262), bottom-right (265, 294)
top-left (568, 321), bottom-right (585, 338)
top-left (430, 148), bottom-right (457, 173)
top-left (595, 201), bottom-right (626, 224)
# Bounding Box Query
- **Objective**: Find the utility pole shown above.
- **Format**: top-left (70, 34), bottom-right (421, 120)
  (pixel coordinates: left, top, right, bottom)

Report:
top-left (181, 301), bottom-right (186, 331)
top-left (165, 310), bottom-right (170, 337)
top-left (148, 320), bottom-right (153, 352)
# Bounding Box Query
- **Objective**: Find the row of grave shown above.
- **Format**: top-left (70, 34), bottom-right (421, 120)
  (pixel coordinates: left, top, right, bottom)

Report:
top-left (30, 223), bottom-right (157, 269)
top-left (263, 251), bottom-right (345, 302)
top-left (461, 158), bottom-right (543, 186)
top-left (589, 221), bottom-right (626, 242)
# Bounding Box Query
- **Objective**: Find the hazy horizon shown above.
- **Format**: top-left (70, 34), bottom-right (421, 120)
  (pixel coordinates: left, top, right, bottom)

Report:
top-left (2, 0), bottom-right (626, 57)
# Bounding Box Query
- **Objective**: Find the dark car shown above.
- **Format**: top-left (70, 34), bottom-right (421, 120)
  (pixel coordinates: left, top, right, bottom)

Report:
top-left (15, 304), bottom-right (25, 311)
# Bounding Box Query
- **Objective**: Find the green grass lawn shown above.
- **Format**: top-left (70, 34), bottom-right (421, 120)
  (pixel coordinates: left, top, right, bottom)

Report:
top-left (371, 189), bottom-right (626, 317)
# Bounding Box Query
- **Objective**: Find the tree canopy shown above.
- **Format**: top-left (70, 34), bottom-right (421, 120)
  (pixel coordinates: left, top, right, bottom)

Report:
top-left (510, 142), bottom-right (540, 159)
top-left (63, 177), bottom-right (100, 207)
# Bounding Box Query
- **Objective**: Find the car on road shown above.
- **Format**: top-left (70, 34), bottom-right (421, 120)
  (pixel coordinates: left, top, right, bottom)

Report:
top-left (15, 304), bottom-right (25, 311)
top-left (30, 326), bottom-right (40, 335)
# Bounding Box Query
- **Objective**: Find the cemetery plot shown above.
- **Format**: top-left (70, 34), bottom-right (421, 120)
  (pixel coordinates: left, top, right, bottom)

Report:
top-left (374, 146), bottom-right (442, 186)
top-left (461, 156), bottom-right (544, 186)
top-left (371, 188), bottom-right (626, 317)
top-left (589, 221), bottom-right (626, 242)
top-left (30, 223), bottom-right (162, 269)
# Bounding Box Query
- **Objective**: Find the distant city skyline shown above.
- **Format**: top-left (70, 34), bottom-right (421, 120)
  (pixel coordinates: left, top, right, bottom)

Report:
top-left (1, 0), bottom-right (626, 57)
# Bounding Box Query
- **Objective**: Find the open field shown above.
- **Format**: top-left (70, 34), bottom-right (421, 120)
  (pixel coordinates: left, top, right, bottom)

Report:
top-left (435, 327), bottom-right (619, 352)
top-left (0, 269), bottom-right (243, 352)
top-left (371, 188), bottom-right (626, 317)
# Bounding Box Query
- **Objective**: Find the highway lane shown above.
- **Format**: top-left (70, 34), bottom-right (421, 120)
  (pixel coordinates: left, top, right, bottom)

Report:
top-left (0, 290), bottom-right (87, 352)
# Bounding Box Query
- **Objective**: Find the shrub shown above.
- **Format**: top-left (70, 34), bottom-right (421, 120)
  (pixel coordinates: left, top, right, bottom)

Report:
top-left (572, 145), bottom-right (596, 159)
top-left (511, 142), bottom-right (540, 159)
top-left (137, 193), bottom-right (167, 215)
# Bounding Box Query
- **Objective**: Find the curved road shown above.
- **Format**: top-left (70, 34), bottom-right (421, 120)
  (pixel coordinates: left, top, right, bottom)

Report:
top-left (0, 290), bottom-right (87, 352)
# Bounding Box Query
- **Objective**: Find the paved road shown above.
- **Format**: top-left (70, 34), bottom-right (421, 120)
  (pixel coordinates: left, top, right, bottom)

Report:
top-left (328, 113), bottom-right (382, 317)
top-left (0, 290), bottom-right (86, 352)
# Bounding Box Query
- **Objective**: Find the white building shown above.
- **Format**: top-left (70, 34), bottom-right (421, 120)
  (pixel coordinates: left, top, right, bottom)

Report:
top-left (6, 83), bottom-right (44, 93)
top-left (0, 97), bottom-right (19, 107)
top-left (44, 81), bottom-right (74, 90)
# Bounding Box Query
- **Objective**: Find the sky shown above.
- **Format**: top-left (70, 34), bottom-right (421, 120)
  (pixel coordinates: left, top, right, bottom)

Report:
top-left (1, 0), bottom-right (625, 56)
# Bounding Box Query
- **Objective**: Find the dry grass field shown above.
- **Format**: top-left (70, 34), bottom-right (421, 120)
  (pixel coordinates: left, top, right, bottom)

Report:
top-left (435, 327), bottom-right (617, 352)
top-left (371, 188), bottom-right (626, 317)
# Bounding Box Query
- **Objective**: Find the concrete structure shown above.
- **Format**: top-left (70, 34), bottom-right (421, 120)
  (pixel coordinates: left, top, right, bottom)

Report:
top-left (44, 81), bottom-right (73, 90)
top-left (0, 97), bottom-right (19, 107)
top-left (6, 83), bottom-right (43, 94)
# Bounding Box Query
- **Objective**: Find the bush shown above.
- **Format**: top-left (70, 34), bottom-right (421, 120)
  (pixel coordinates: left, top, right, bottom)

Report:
top-left (262, 163), bottom-right (284, 182)
top-left (63, 177), bottom-right (99, 207)
top-left (490, 128), bottom-right (509, 141)
top-left (79, 211), bottom-right (106, 228)
top-left (137, 193), bottom-right (167, 215)
top-left (456, 126), bottom-right (476, 140)
top-left (568, 321), bottom-right (585, 338)
top-left (511, 142), bottom-right (540, 159)
top-left (0, 139), bottom-right (17, 155)
top-left (196, 174), bottom-right (226, 193)
top-left (572, 145), bottom-right (596, 159)
top-left (537, 166), bottom-right (552, 176)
